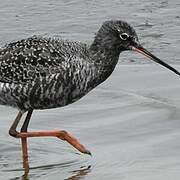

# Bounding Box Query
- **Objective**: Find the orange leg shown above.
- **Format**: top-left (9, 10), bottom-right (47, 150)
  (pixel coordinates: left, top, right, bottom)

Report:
top-left (17, 130), bottom-right (91, 155)
top-left (9, 110), bottom-right (91, 176)
top-left (21, 137), bottom-right (29, 176)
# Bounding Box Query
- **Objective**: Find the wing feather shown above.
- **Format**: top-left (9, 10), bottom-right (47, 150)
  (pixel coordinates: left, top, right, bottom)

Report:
top-left (0, 36), bottom-right (88, 84)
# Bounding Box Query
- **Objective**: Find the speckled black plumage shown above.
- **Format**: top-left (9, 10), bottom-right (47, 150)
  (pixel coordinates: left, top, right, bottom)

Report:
top-left (0, 20), bottom-right (138, 111)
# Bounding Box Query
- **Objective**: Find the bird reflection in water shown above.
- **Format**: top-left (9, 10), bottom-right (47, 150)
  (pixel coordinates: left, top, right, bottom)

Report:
top-left (19, 164), bottom-right (91, 180)
top-left (66, 165), bottom-right (91, 180)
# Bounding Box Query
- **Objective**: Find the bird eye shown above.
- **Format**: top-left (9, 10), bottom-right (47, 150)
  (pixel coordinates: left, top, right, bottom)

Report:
top-left (120, 33), bottom-right (129, 40)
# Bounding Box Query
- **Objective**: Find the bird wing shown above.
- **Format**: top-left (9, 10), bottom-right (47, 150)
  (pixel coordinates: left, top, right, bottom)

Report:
top-left (0, 36), bottom-right (87, 84)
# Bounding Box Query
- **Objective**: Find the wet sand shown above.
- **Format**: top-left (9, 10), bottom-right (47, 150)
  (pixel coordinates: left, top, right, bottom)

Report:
top-left (0, 0), bottom-right (180, 179)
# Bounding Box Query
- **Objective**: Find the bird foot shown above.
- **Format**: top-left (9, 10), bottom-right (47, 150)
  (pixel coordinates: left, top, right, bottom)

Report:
top-left (17, 130), bottom-right (91, 156)
top-left (56, 130), bottom-right (92, 155)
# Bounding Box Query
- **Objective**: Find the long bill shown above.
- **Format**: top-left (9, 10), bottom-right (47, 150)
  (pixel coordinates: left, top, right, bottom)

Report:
top-left (132, 45), bottom-right (180, 76)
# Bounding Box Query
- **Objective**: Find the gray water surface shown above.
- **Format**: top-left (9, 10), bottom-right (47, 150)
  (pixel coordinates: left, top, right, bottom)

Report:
top-left (0, 0), bottom-right (180, 180)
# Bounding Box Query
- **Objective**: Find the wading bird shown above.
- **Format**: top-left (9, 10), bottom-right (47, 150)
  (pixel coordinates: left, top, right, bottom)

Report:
top-left (0, 20), bottom-right (179, 175)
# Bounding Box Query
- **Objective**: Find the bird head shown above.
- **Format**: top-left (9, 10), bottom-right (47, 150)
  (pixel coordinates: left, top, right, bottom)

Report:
top-left (95, 20), bottom-right (180, 76)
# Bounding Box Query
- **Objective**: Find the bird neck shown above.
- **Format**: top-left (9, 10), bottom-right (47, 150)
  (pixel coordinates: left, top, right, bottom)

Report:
top-left (89, 37), bottom-right (121, 83)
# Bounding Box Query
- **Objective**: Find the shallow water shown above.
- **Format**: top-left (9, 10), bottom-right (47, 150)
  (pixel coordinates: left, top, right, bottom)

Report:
top-left (0, 0), bottom-right (180, 180)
